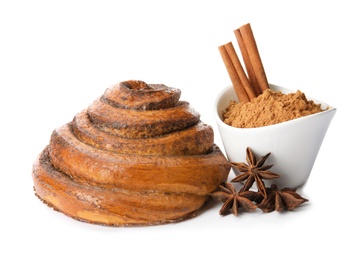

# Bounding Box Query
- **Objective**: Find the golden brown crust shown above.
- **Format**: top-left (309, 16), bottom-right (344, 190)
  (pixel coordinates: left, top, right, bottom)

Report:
top-left (72, 109), bottom-right (214, 156)
top-left (49, 123), bottom-right (229, 193)
top-left (88, 99), bottom-right (200, 138)
top-left (33, 148), bottom-right (206, 226)
top-left (102, 80), bottom-right (181, 110)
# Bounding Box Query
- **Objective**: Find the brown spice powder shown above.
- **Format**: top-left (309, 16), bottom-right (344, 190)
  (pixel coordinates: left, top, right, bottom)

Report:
top-left (223, 89), bottom-right (324, 128)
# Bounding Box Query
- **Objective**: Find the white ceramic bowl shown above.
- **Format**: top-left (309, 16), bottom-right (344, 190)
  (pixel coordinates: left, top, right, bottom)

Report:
top-left (215, 84), bottom-right (336, 188)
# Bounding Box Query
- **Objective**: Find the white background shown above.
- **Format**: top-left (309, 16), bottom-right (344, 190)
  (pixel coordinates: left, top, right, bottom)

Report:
top-left (1, 0), bottom-right (352, 259)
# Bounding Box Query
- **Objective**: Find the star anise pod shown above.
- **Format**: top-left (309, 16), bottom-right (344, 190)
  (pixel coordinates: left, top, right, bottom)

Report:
top-left (230, 147), bottom-right (280, 198)
top-left (257, 184), bottom-right (308, 212)
top-left (210, 182), bottom-right (261, 216)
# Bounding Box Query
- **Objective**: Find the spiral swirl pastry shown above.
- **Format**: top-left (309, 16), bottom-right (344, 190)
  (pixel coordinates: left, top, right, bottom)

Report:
top-left (32, 80), bottom-right (230, 226)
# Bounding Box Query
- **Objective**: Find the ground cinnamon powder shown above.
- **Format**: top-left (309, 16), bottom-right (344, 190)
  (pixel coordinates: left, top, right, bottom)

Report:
top-left (223, 89), bottom-right (324, 128)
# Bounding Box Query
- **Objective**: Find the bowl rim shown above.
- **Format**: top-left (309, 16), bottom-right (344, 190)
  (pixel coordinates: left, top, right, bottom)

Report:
top-left (214, 84), bottom-right (337, 131)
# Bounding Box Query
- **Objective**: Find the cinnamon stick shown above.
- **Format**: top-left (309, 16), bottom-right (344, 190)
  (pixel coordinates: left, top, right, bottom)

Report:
top-left (234, 29), bottom-right (262, 96)
top-left (235, 23), bottom-right (269, 93)
top-left (218, 44), bottom-right (250, 103)
top-left (223, 42), bottom-right (256, 100)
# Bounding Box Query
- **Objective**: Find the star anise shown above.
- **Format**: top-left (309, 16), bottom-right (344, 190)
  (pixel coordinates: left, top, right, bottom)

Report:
top-left (210, 182), bottom-right (261, 216)
top-left (230, 147), bottom-right (280, 198)
top-left (257, 184), bottom-right (308, 212)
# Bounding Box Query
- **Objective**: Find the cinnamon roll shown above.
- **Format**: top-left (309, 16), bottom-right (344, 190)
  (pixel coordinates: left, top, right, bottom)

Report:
top-left (32, 80), bottom-right (230, 226)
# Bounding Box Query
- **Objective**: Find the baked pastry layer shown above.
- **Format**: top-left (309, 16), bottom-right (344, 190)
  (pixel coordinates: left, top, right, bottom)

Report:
top-left (32, 80), bottom-right (230, 226)
top-left (33, 148), bottom-right (207, 226)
